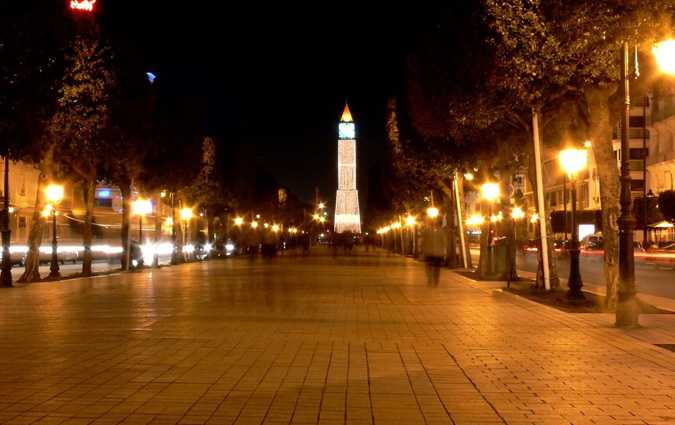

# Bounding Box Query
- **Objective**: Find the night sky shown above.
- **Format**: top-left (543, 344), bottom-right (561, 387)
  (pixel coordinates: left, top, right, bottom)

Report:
top-left (101, 2), bottom-right (440, 205)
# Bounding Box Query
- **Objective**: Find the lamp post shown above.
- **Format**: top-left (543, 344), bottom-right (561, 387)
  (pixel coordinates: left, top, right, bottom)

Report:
top-left (132, 198), bottom-right (153, 267)
top-left (405, 214), bottom-right (416, 256)
top-left (180, 207), bottom-right (193, 259)
top-left (45, 184), bottom-right (64, 279)
top-left (559, 148), bottom-right (588, 300)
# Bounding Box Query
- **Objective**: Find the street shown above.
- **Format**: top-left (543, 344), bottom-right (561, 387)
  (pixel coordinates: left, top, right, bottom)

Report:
top-left (1, 250), bottom-right (674, 425)
top-left (518, 252), bottom-right (675, 299)
top-left (470, 249), bottom-right (675, 299)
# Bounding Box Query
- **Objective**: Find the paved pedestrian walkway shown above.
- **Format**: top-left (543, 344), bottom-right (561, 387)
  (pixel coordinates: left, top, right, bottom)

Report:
top-left (0, 251), bottom-right (674, 425)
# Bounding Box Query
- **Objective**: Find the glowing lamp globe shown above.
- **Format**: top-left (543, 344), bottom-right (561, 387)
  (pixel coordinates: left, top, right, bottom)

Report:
top-left (466, 214), bottom-right (485, 227)
top-left (405, 215), bottom-right (417, 227)
top-left (179, 207), bottom-right (193, 221)
top-left (426, 206), bottom-right (440, 219)
top-left (132, 198), bottom-right (153, 216)
top-left (250, 221), bottom-right (259, 229)
top-left (511, 206), bottom-right (525, 220)
top-left (45, 184), bottom-right (64, 205)
top-left (559, 148), bottom-right (588, 178)
top-left (480, 183), bottom-right (500, 203)
top-left (653, 39), bottom-right (675, 76)
top-left (234, 216), bottom-right (244, 226)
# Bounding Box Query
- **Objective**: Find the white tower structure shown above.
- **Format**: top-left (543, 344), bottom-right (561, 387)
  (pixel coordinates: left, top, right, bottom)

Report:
top-left (334, 104), bottom-right (362, 234)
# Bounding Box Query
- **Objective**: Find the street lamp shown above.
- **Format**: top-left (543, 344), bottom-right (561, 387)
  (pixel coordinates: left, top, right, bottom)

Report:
top-left (132, 198), bottom-right (153, 243)
top-left (234, 216), bottom-right (244, 227)
top-left (426, 206), bottom-right (440, 219)
top-left (318, 202), bottom-right (326, 210)
top-left (250, 220), bottom-right (259, 229)
top-left (179, 207), bottom-right (193, 256)
top-left (652, 40), bottom-right (675, 76)
top-left (45, 184), bottom-right (64, 279)
top-left (559, 148), bottom-right (588, 300)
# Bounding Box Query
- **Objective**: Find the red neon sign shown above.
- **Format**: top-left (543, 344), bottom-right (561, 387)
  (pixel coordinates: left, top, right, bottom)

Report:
top-left (70, 0), bottom-right (96, 12)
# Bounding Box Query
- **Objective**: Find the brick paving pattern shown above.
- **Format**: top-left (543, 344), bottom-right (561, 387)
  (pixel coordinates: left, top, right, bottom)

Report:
top-left (0, 252), bottom-right (674, 425)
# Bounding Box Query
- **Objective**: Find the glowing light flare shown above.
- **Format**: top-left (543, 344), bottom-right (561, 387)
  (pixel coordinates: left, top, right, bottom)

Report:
top-left (250, 221), bottom-right (259, 229)
top-left (179, 207), bottom-right (193, 221)
top-left (511, 206), bottom-right (525, 220)
top-left (318, 202), bottom-right (326, 210)
top-left (132, 198), bottom-right (153, 216)
top-left (312, 213), bottom-right (320, 221)
top-left (390, 222), bottom-right (402, 230)
top-left (490, 212), bottom-right (503, 223)
top-left (653, 39), bottom-right (675, 76)
top-left (559, 148), bottom-right (588, 179)
top-left (426, 206), bottom-right (440, 219)
top-left (463, 172), bottom-right (475, 181)
top-left (45, 184), bottom-right (64, 205)
top-left (530, 213), bottom-right (540, 224)
top-left (480, 182), bottom-right (501, 203)
top-left (234, 216), bottom-right (244, 226)
top-left (70, 0), bottom-right (96, 12)
top-left (41, 205), bottom-right (53, 218)
top-left (318, 217), bottom-right (326, 224)
top-left (405, 215), bottom-right (417, 227)
top-left (466, 214), bottom-right (485, 227)
top-left (271, 224), bottom-right (280, 233)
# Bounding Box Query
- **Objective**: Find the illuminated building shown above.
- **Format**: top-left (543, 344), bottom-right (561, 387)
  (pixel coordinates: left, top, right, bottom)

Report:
top-left (334, 104), bottom-right (361, 234)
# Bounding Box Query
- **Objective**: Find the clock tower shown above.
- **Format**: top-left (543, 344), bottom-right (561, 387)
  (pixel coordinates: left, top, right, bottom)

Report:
top-left (334, 104), bottom-right (362, 234)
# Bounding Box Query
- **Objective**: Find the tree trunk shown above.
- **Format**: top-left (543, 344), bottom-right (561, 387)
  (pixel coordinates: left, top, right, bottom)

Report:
top-left (18, 172), bottom-right (46, 283)
top-left (527, 135), bottom-right (560, 289)
top-left (586, 86), bottom-right (620, 308)
top-left (500, 167), bottom-right (518, 281)
top-left (456, 173), bottom-right (471, 268)
top-left (120, 181), bottom-right (131, 271)
top-left (478, 200), bottom-right (490, 277)
top-left (82, 177), bottom-right (95, 276)
top-left (438, 181), bottom-right (457, 267)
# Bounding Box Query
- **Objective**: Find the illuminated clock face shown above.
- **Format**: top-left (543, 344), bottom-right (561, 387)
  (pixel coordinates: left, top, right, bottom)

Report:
top-left (339, 123), bottom-right (355, 139)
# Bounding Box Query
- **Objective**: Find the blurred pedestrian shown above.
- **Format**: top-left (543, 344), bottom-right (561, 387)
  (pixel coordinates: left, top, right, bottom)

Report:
top-left (423, 219), bottom-right (446, 286)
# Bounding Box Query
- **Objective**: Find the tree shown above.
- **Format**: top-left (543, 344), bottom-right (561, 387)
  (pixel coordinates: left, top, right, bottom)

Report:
top-left (482, 0), bottom-right (670, 306)
top-left (1, 4), bottom-right (67, 283)
top-left (47, 35), bottom-right (115, 276)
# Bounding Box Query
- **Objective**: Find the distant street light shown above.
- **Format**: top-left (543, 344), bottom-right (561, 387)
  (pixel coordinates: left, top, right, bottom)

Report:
top-left (312, 213), bottom-right (320, 221)
top-left (250, 221), bottom-right (259, 229)
top-left (271, 224), bottom-right (280, 233)
top-left (132, 199), bottom-right (153, 242)
top-left (559, 148), bottom-right (588, 300)
top-left (318, 202), bottom-right (326, 210)
top-left (179, 207), bottom-right (193, 255)
top-left (405, 215), bottom-right (416, 227)
top-left (511, 206), bottom-right (525, 221)
top-left (234, 216), bottom-right (244, 226)
top-left (466, 214), bottom-right (485, 227)
top-left (480, 182), bottom-right (501, 203)
top-left (45, 184), bottom-right (64, 279)
top-left (463, 172), bottom-right (475, 181)
top-left (426, 206), bottom-right (440, 219)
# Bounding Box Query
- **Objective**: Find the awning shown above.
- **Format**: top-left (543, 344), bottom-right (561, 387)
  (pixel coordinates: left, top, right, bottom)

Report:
top-left (648, 220), bottom-right (674, 229)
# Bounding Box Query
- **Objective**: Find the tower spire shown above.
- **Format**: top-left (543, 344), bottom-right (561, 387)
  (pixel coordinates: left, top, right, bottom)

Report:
top-left (340, 103), bottom-right (353, 123)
